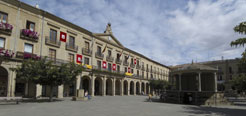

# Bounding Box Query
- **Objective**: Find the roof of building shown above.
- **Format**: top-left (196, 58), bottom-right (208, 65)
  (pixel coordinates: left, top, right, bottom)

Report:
top-left (171, 63), bottom-right (217, 73)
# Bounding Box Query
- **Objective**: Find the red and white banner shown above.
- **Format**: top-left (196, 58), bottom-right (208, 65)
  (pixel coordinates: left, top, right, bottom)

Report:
top-left (76, 54), bottom-right (82, 64)
top-left (134, 59), bottom-right (136, 64)
top-left (60, 31), bottom-right (67, 42)
top-left (113, 64), bottom-right (116, 71)
top-left (128, 67), bottom-right (131, 73)
top-left (102, 61), bottom-right (107, 69)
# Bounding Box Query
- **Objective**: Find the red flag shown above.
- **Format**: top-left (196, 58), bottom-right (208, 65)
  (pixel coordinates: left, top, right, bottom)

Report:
top-left (113, 64), bottom-right (116, 71)
top-left (128, 67), bottom-right (131, 73)
top-left (134, 59), bottom-right (136, 64)
top-left (76, 54), bottom-right (82, 64)
top-left (102, 61), bottom-right (107, 69)
top-left (60, 32), bottom-right (67, 42)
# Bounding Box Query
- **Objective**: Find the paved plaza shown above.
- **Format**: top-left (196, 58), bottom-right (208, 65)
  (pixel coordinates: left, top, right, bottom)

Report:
top-left (0, 96), bottom-right (246, 116)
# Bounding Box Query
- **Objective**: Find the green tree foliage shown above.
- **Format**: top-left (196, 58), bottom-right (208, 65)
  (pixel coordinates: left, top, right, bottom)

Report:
top-left (231, 74), bottom-right (246, 92)
top-left (230, 21), bottom-right (246, 92)
top-left (13, 58), bottom-right (83, 101)
top-left (150, 80), bottom-right (170, 91)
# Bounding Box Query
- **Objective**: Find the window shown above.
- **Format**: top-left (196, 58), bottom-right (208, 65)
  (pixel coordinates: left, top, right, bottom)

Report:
top-left (137, 70), bottom-right (139, 76)
top-left (229, 67), bottom-right (232, 73)
top-left (50, 29), bottom-right (57, 42)
top-left (131, 69), bottom-right (134, 74)
top-left (0, 12), bottom-right (8, 23)
top-left (137, 60), bottom-right (139, 65)
top-left (142, 71), bottom-right (144, 78)
top-left (0, 37), bottom-right (5, 48)
top-left (147, 72), bottom-right (149, 79)
top-left (49, 49), bottom-right (56, 61)
top-left (125, 67), bottom-right (127, 73)
top-left (108, 63), bottom-right (112, 71)
top-left (69, 36), bottom-right (75, 46)
top-left (24, 43), bottom-right (33, 53)
top-left (108, 50), bottom-right (111, 57)
top-left (117, 53), bottom-right (120, 60)
top-left (97, 46), bottom-right (101, 53)
top-left (85, 41), bottom-right (89, 49)
top-left (131, 58), bottom-right (133, 64)
top-left (124, 56), bottom-right (128, 62)
top-left (97, 60), bottom-right (101, 69)
top-left (117, 65), bottom-right (120, 72)
top-left (68, 53), bottom-right (74, 63)
top-left (84, 57), bottom-right (90, 65)
top-left (26, 21), bottom-right (35, 31)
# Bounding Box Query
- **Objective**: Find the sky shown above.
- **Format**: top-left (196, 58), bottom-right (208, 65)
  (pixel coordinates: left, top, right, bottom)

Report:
top-left (21, 0), bottom-right (246, 66)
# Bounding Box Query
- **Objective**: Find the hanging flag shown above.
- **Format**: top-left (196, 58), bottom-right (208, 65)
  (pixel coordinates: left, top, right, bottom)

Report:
top-left (113, 64), bottom-right (116, 71)
top-left (126, 53), bottom-right (130, 60)
top-left (60, 32), bottom-right (67, 42)
top-left (128, 67), bottom-right (131, 73)
top-left (102, 44), bottom-right (107, 53)
top-left (102, 61), bottom-right (107, 69)
top-left (76, 54), bottom-right (82, 64)
top-left (134, 59), bottom-right (136, 64)
top-left (119, 50), bottom-right (123, 57)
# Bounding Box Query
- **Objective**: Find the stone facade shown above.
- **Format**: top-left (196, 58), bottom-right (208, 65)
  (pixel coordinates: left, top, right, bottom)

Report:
top-left (0, 0), bottom-right (170, 98)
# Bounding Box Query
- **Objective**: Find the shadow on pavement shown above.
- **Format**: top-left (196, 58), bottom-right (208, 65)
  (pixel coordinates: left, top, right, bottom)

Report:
top-left (182, 105), bottom-right (246, 116)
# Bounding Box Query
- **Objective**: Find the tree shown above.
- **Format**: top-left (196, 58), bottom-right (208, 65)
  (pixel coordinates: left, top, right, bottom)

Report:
top-left (13, 58), bottom-right (83, 101)
top-left (150, 80), bottom-right (170, 91)
top-left (230, 21), bottom-right (246, 92)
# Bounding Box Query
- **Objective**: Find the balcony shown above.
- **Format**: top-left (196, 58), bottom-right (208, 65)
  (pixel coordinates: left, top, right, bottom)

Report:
top-left (45, 36), bottom-right (61, 48)
top-left (66, 43), bottom-right (78, 52)
top-left (20, 29), bottom-right (39, 42)
top-left (106, 55), bottom-right (114, 62)
top-left (123, 61), bottom-right (129, 66)
top-left (95, 52), bottom-right (104, 60)
top-left (0, 22), bottom-right (13, 35)
top-left (130, 63), bottom-right (135, 68)
top-left (45, 57), bottom-right (69, 66)
top-left (0, 48), bottom-right (14, 58)
top-left (15, 51), bottom-right (40, 60)
top-left (136, 64), bottom-right (141, 69)
top-left (82, 48), bottom-right (92, 56)
top-left (146, 68), bottom-right (149, 72)
top-left (115, 58), bottom-right (122, 64)
top-left (92, 65), bottom-right (125, 77)
top-left (141, 66), bottom-right (145, 71)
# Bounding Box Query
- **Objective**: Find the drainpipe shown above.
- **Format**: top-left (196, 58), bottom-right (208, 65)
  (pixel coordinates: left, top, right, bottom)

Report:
top-left (13, 2), bottom-right (21, 53)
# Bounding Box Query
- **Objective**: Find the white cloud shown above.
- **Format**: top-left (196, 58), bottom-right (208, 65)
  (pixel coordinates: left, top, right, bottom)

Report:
top-left (21, 0), bottom-right (246, 65)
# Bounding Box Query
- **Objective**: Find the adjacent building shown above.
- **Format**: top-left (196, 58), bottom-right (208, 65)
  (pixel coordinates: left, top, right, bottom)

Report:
top-left (0, 0), bottom-right (170, 98)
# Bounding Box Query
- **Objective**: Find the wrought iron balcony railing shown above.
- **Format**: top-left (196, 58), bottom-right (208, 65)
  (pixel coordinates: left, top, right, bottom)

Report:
top-left (82, 48), bottom-right (92, 56)
top-left (95, 52), bottom-right (104, 60)
top-left (115, 58), bottom-right (122, 64)
top-left (66, 43), bottom-right (78, 52)
top-left (136, 64), bottom-right (141, 69)
top-left (123, 61), bottom-right (129, 66)
top-left (106, 55), bottom-right (114, 62)
top-left (45, 36), bottom-right (61, 48)
top-left (130, 63), bottom-right (135, 68)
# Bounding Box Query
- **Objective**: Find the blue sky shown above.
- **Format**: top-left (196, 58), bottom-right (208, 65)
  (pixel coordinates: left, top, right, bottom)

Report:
top-left (21, 0), bottom-right (246, 65)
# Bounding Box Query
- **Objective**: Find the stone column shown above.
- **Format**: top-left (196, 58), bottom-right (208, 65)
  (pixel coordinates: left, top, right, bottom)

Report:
top-left (10, 71), bottom-right (16, 97)
top-left (139, 82), bottom-right (142, 95)
top-left (127, 80), bottom-right (130, 96)
top-left (214, 72), bottom-right (217, 92)
top-left (112, 78), bottom-right (115, 96)
top-left (198, 72), bottom-right (201, 92)
top-left (144, 82), bottom-right (146, 94)
top-left (90, 76), bottom-right (95, 97)
top-left (120, 79), bottom-right (124, 96)
top-left (36, 84), bottom-right (42, 98)
top-left (76, 76), bottom-right (81, 90)
top-left (179, 74), bottom-right (182, 91)
top-left (24, 82), bottom-right (29, 97)
top-left (57, 85), bottom-right (64, 98)
top-left (133, 81), bottom-right (136, 96)
top-left (102, 76), bottom-right (106, 96)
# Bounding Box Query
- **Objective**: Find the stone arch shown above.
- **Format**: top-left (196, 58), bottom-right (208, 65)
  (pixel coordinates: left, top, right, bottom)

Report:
top-left (141, 82), bottom-right (145, 94)
top-left (130, 81), bottom-right (134, 95)
top-left (115, 79), bottom-right (121, 95)
top-left (146, 83), bottom-right (150, 94)
top-left (0, 66), bottom-right (8, 97)
top-left (95, 77), bottom-right (103, 96)
top-left (80, 76), bottom-right (90, 95)
top-left (136, 81), bottom-right (140, 95)
top-left (123, 80), bottom-right (128, 95)
top-left (106, 78), bottom-right (113, 95)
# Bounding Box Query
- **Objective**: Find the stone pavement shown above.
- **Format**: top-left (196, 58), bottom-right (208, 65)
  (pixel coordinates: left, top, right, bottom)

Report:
top-left (0, 96), bottom-right (246, 116)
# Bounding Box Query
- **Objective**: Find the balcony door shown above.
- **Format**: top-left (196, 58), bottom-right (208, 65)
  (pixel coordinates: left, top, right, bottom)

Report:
top-left (50, 29), bottom-right (57, 43)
